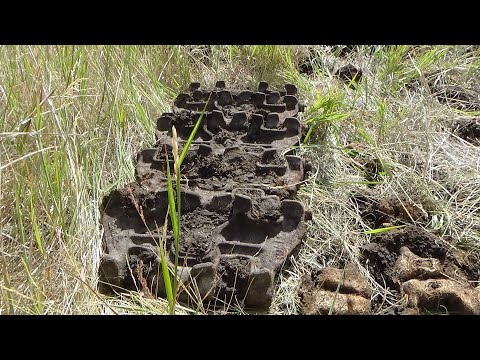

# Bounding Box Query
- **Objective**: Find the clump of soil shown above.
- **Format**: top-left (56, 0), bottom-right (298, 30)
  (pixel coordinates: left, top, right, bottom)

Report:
top-left (401, 278), bottom-right (480, 315)
top-left (430, 84), bottom-right (480, 111)
top-left (345, 142), bottom-right (384, 183)
top-left (137, 145), bottom-right (293, 195)
top-left (331, 45), bottom-right (357, 58)
top-left (453, 117), bottom-right (480, 145)
top-left (212, 128), bottom-right (240, 147)
top-left (220, 104), bottom-right (256, 118)
top-left (125, 247), bottom-right (158, 291)
top-left (216, 256), bottom-right (252, 304)
top-left (232, 188), bottom-right (282, 222)
top-left (172, 207), bottom-right (229, 267)
top-left (299, 57), bottom-right (324, 76)
top-left (335, 64), bottom-right (363, 88)
top-left (361, 225), bottom-right (480, 314)
top-left (352, 192), bottom-right (428, 228)
top-left (186, 148), bottom-right (287, 192)
top-left (298, 264), bottom-right (372, 315)
top-left (298, 48), bottom-right (322, 76)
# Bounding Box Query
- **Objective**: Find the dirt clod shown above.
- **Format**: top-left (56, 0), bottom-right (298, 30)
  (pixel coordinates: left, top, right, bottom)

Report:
top-left (393, 247), bottom-right (443, 282)
top-left (361, 225), bottom-right (480, 314)
top-left (431, 84), bottom-right (480, 111)
top-left (353, 192), bottom-right (428, 228)
top-left (335, 64), bottom-right (363, 87)
top-left (453, 117), bottom-right (480, 145)
top-left (402, 278), bottom-right (480, 315)
top-left (332, 45), bottom-right (357, 58)
top-left (300, 291), bottom-right (371, 315)
top-left (299, 264), bottom-right (372, 315)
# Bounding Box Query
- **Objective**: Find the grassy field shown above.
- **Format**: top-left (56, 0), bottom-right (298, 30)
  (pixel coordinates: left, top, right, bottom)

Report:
top-left (1, 45), bottom-right (479, 314)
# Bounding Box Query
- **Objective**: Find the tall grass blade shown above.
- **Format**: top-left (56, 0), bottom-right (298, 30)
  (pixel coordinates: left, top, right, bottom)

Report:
top-left (165, 151), bottom-right (178, 241)
top-left (165, 145), bottom-right (182, 308)
top-left (30, 194), bottom-right (44, 255)
top-left (328, 268), bottom-right (345, 315)
top-left (363, 225), bottom-right (405, 235)
top-left (171, 126), bottom-right (181, 300)
top-left (0, 146), bottom-right (55, 171)
top-left (155, 222), bottom-right (174, 314)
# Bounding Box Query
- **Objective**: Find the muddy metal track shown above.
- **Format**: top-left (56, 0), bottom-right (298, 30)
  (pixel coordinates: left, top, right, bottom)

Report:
top-left (99, 81), bottom-right (309, 309)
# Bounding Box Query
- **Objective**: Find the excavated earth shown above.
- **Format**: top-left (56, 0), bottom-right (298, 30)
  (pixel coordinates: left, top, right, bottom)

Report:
top-left (99, 81), bottom-right (309, 310)
top-left (299, 190), bottom-right (480, 315)
top-left (362, 226), bottom-right (480, 314)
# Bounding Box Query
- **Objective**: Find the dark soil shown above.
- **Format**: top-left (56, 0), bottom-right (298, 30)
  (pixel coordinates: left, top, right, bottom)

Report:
top-left (352, 192), bottom-right (428, 228)
top-left (299, 61), bottom-right (314, 76)
top-left (345, 142), bottom-right (384, 183)
top-left (298, 53), bottom-right (324, 76)
top-left (216, 256), bottom-right (252, 304)
top-left (335, 64), bottom-right (363, 88)
top-left (172, 208), bottom-right (229, 267)
top-left (136, 144), bottom-right (298, 197)
top-left (125, 246), bottom-right (158, 291)
top-left (332, 45), bottom-right (357, 57)
top-left (430, 84), bottom-right (480, 111)
top-left (298, 47), bottom-right (319, 75)
top-left (453, 117), bottom-right (480, 145)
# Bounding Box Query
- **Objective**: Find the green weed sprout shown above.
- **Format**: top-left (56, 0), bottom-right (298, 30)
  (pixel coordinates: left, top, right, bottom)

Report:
top-left (161, 95), bottom-right (210, 314)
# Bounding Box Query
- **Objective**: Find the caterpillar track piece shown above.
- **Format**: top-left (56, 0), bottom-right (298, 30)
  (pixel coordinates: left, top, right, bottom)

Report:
top-left (99, 81), bottom-right (308, 310)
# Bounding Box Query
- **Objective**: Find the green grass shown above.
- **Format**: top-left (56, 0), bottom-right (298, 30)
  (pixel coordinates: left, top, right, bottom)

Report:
top-left (1, 45), bottom-right (480, 314)
top-left (363, 225), bottom-right (406, 235)
top-left (162, 102), bottom-right (207, 314)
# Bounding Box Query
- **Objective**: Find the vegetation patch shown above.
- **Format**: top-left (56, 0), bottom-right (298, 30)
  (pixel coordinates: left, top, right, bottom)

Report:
top-left (2, 45), bottom-right (480, 315)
